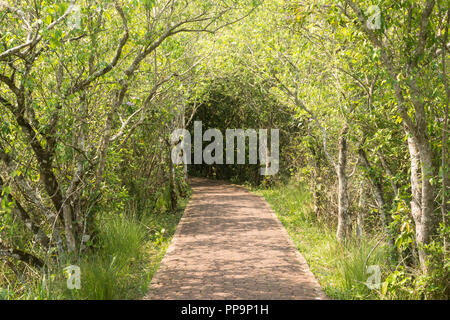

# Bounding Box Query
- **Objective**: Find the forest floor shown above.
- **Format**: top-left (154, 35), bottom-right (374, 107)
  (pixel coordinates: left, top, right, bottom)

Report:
top-left (144, 177), bottom-right (327, 300)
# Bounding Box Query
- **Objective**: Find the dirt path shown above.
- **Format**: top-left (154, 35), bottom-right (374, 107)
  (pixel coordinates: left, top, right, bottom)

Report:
top-left (144, 178), bottom-right (328, 300)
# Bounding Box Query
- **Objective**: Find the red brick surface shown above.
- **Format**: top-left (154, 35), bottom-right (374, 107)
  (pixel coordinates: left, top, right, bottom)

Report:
top-left (144, 178), bottom-right (328, 300)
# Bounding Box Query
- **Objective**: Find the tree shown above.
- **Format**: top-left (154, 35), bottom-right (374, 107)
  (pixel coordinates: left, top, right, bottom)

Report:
top-left (0, 0), bottom-right (256, 265)
top-left (341, 0), bottom-right (448, 272)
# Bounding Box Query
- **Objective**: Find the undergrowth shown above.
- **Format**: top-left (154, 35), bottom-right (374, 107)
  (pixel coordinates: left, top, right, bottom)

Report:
top-left (254, 182), bottom-right (391, 300)
top-left (0, 194), bottom-right (190, 300)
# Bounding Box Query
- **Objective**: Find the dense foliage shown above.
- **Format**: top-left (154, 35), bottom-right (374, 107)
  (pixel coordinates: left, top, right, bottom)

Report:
top-left (0, 0), bottom-right (448, 299)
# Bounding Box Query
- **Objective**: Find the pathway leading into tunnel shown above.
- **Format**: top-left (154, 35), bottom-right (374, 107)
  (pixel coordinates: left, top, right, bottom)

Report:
top-left (144, 178), bottom-right (328, 300)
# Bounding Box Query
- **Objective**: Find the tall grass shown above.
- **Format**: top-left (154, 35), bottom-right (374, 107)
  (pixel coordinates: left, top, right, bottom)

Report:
top-left (254, 183), bottom-right (390, 300)
top-left (68, 214), bottom-right (147, 300)
top-left (66, 203), bottom-right (186, 300)
top-left (0, 196), bottom-right (188, 300)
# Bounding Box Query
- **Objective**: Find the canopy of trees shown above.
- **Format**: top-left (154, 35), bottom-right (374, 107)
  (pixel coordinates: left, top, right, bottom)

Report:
top-left (0, 0), bottom-right (448, 299)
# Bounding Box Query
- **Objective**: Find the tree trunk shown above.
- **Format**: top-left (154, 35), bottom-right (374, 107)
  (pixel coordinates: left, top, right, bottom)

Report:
top-left (312, 169), bottom-right (319, 220)
top-left (407, 134), bottom-right (436, 271)
top-left (311, 149), bottom-right (322, 221)
top-left (441, 20), bottom-right (449, 252)
top-left (356, 182), bottom-right (365, 240)
top-left (62, 204), bottom-right (76, 252)
top-left (336, 124), bottom-right (351, 242)
top-left (358, 147), bottom-right (394, 247)
top-left (167, 143), bottom-right (177, 211)
top-left (183, 159), bottom-right (189, 182)
top-left (181, 104), bottom-right (189, 183)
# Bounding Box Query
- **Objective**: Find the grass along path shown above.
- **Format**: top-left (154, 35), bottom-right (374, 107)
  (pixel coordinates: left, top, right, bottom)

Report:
top-left (0, 196), bottom-right (189, 300)
top-left (66, 197), bottom-right (190, 300)
top-left (253, 183), bottom-right (389, 300)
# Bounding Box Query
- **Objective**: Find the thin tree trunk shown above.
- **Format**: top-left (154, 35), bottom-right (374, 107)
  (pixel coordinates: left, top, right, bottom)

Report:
top-left (440, 17), bottom-right (449, 253)
top-left (63, 94), bottom-right (88, 254)
top-left (167, 143), bottom-right (177, 211)
top-left (336, 124), bottom-right (351, 242)
top-left (358, 147), bottom-right (394, 247)
top-left (182, 104), bottom-right (189, 182)
top-left (356, 182), bottom-right (365, 240)
top-left (312, 167), bottom-right (319, 220)
top-left (311, 146), bottom-right (322, 221)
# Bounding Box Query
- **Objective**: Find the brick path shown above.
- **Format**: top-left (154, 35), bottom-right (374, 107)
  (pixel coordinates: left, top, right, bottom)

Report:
top-left (144, 178), bottom-right (328, 300)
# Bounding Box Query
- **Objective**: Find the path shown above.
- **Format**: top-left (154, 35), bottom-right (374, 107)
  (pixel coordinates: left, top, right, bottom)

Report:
top-left (144, 178), bottom-right (328, 300)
